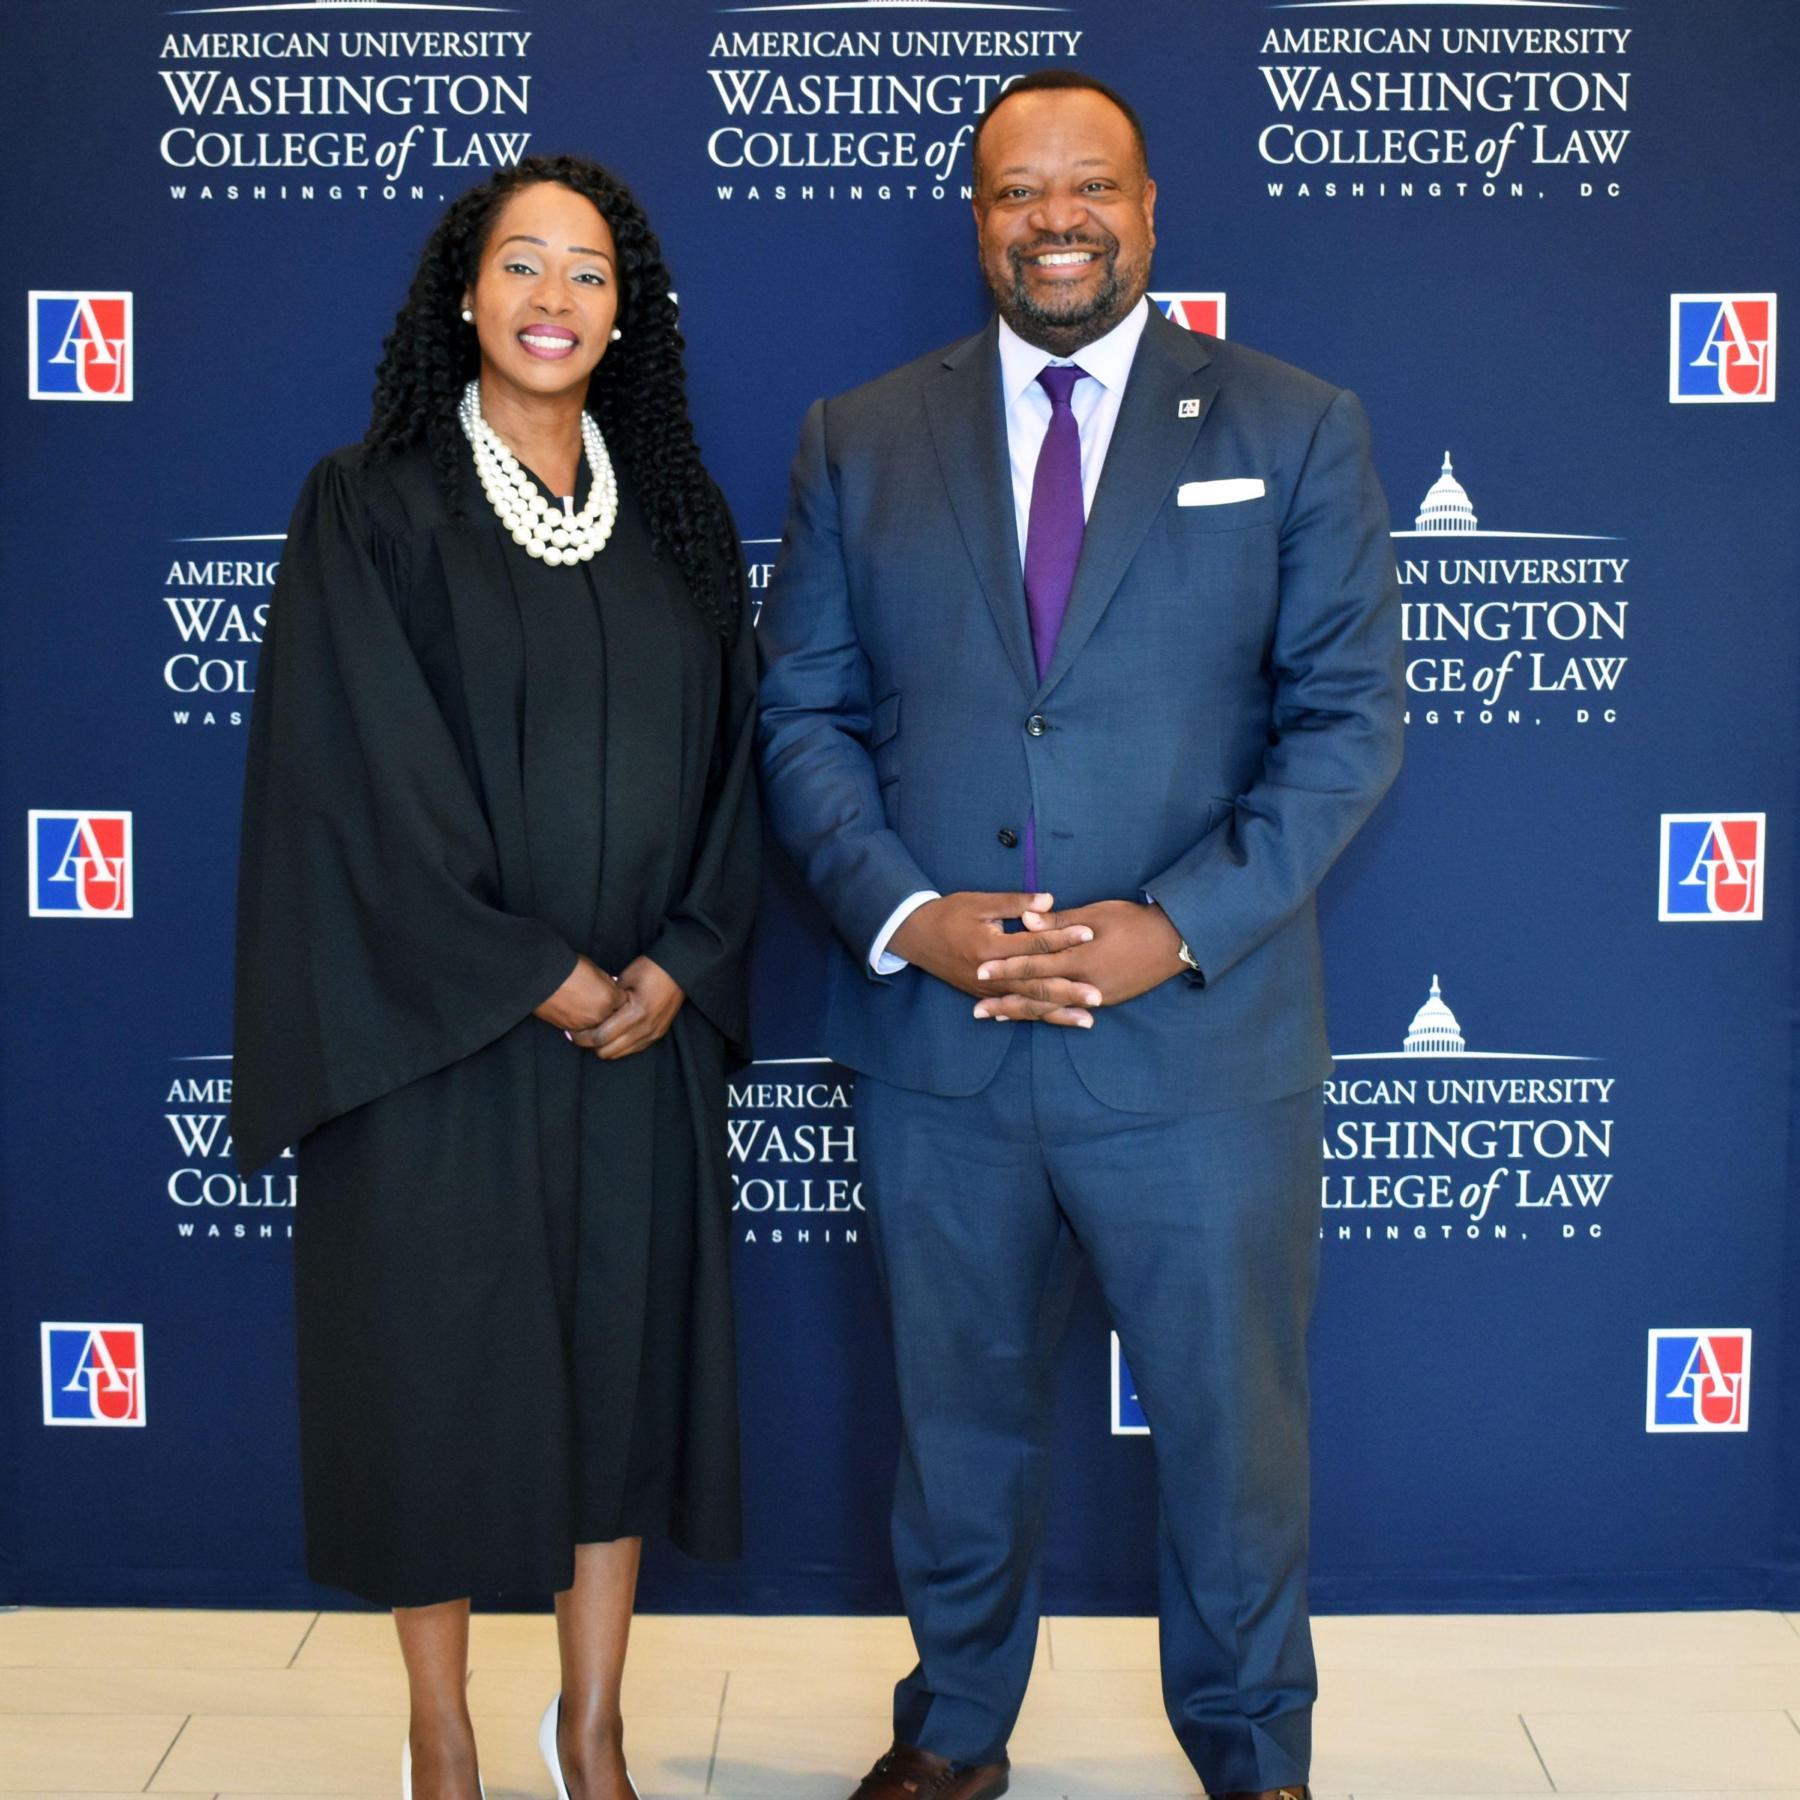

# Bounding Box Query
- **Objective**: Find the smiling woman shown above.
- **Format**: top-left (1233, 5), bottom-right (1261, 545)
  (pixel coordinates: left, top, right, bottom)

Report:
top-left (460, 186), bottom-right (620, 502)
top-left (365, 155), bottom-right (739, 632)
top-left (231, 155), bottom-right (759, 1800)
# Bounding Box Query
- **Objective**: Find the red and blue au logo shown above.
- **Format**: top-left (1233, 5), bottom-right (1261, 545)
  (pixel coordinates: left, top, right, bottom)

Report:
top-left (1646, 1329), bottom-right (1750, 1433)
top-left (1658, 813), bottom-right (1764, 921)
top-left (1111, 1333), bottom-right (1149, 1435)
top-left (41, 1323), bottom-right (146, 1427)
top-left (1669, 293), bottom-right (1776, 402)
top-left (28, 811), bottom-right (134, 918)
top-left (28, 291), bottom-right (133, 401)
top-left (1150, 291), bottom-right (1227, 339)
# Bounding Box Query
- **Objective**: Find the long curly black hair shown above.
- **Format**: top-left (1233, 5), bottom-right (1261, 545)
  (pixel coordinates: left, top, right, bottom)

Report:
top-left (366, 154), bottom-right (738, 637)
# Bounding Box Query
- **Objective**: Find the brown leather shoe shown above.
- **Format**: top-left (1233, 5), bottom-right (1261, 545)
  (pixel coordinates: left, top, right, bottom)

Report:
top-left (1211, 1787), bottom-right (1311, 1800)
top-left (847, 1741), bottom-right (1010, 1800)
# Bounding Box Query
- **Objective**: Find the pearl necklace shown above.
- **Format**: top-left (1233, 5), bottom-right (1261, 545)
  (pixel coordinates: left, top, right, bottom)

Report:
top-left (457, 380), bottom-right (619, 566)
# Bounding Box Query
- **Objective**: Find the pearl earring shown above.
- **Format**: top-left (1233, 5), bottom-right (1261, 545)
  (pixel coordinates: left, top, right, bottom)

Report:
top-left (461, 308), bottom-right (474, 323)
top-left (610, 327), bottom-right (623, 342)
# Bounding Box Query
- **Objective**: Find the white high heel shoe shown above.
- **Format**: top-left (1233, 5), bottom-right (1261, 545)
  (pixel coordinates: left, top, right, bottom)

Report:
top-left (400, 1736), bottom-right (486, 1799)
top-left (538, 1696), bottom-right (640, 1800)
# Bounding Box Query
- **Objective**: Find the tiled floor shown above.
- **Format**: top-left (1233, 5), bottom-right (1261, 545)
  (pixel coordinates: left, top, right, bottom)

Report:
top-left (3, 1608), bottom-right (1800, 1798)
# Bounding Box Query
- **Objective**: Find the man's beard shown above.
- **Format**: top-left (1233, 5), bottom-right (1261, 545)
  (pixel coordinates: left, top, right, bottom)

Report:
top-left (992, 230), bottom-right (1142, 355)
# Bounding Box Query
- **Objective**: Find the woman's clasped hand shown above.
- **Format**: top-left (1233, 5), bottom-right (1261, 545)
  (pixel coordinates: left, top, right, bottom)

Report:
top-left (535, 953), bottom-right (687, 1060)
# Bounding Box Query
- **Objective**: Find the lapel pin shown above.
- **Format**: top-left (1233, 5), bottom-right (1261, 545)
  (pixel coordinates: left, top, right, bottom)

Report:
top-left (1178, 398), bottom-right (1201, 418)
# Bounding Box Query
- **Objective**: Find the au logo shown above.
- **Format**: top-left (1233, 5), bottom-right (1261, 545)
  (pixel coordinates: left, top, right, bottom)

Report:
top-left (28, 811), bottom-right (134, 918)
top-left (1150, 291), bottom-right (1227, 339)
top-left (1110, 1332), bottom-right (1149, 1435)
top-left (1658, 813), bottom-right (1764, 921)
top-left (29, 292), bottom-right (133, 401)
top-left (1669, 294), bottom-right (1776, 403)
top-left (41, 1323), bottom-right (146, 1426)
top-left (1646, 1329), bottom-right (1749, 1432)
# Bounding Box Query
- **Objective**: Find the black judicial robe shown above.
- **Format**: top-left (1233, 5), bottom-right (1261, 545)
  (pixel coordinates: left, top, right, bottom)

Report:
top-left (231, 441), bottom-right (759, 1606)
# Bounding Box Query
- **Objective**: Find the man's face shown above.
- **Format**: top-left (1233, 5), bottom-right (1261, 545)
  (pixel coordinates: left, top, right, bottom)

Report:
top-left (973, 89), bottom-right (1157, 357)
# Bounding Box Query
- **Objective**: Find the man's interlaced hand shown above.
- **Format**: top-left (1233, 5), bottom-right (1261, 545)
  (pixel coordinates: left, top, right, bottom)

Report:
top-left (890, 890), bottom-right (1101, 1027)
top-left (971, 899), bottom-right (1186, 1020)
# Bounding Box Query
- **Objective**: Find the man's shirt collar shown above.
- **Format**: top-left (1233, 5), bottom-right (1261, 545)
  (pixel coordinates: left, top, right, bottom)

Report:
top-left (997, 293), bottom-right (1151, 406)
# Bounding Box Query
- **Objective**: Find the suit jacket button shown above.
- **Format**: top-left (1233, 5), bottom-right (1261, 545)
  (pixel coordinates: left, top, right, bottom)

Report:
top-left (998, 827), bottom-right (1019, 848)
top-left (1026, 713), bottom-right (1048, 737)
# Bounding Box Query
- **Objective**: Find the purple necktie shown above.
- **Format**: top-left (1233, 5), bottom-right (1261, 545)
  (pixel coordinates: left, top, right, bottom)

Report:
top-left (1021, 362), bottom-right (1088, 889)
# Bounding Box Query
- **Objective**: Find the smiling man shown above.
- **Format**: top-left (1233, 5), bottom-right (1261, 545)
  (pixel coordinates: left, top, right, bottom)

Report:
top-left (758, 70), bottom-right (1404, 1800)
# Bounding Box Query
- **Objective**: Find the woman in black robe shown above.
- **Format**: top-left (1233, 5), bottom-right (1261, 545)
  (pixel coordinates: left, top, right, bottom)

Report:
top-left (232, 156), bottom-right (759, 1800)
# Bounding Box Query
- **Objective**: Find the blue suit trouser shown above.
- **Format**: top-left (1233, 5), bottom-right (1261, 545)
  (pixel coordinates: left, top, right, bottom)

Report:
top-left (856, 1023), bottom-right (1322, 1790)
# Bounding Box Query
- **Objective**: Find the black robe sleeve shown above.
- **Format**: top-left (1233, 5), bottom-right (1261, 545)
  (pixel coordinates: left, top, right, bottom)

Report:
top-left (231, 453), bottom-right (579, 1173)
top-left (643, 534), bottom-right (762, 1066)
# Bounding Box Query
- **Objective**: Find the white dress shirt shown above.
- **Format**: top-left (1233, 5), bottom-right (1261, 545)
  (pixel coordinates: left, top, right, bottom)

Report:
top-left (997, 293), bottom-right (1150, 571)
top-left (867, 298), bottom-right (1154, 972)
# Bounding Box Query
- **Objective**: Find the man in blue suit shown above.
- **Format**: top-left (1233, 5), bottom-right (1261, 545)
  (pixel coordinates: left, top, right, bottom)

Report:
top-left (758, 69), bottom-right (1403, 1800)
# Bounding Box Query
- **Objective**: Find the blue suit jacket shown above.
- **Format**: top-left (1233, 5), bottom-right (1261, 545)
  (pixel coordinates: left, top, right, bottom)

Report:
top-left (757, 305), bottom-right (1403, 1112)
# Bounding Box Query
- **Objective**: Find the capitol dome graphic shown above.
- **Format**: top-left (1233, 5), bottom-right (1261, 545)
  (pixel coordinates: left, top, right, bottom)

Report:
top-left (1414, 452), bottom-right (1478, 534)
top-left (1390, 449), bottom-right (1614, 542)
top-left (1331, 975), bottom-right (1597, 1064)
top-left (1403, 975), bottom-right (1466, 1055)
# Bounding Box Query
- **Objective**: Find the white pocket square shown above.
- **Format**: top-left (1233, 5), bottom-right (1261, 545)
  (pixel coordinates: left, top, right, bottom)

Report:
top-left (1178, 478), bottom-right (1266, 507)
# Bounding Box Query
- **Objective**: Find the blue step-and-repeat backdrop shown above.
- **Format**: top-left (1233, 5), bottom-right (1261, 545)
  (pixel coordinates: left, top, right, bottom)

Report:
top-left (4, 0), bottom-right (1797, 1613)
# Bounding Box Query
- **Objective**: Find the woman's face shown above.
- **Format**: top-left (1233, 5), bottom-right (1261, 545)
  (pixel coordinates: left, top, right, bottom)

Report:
top-left (462, 181), bottom-right (620, 404)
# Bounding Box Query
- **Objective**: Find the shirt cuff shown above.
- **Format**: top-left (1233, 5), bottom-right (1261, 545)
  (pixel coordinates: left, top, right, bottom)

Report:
top-left (869, 890), bottom-right (941, 974)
